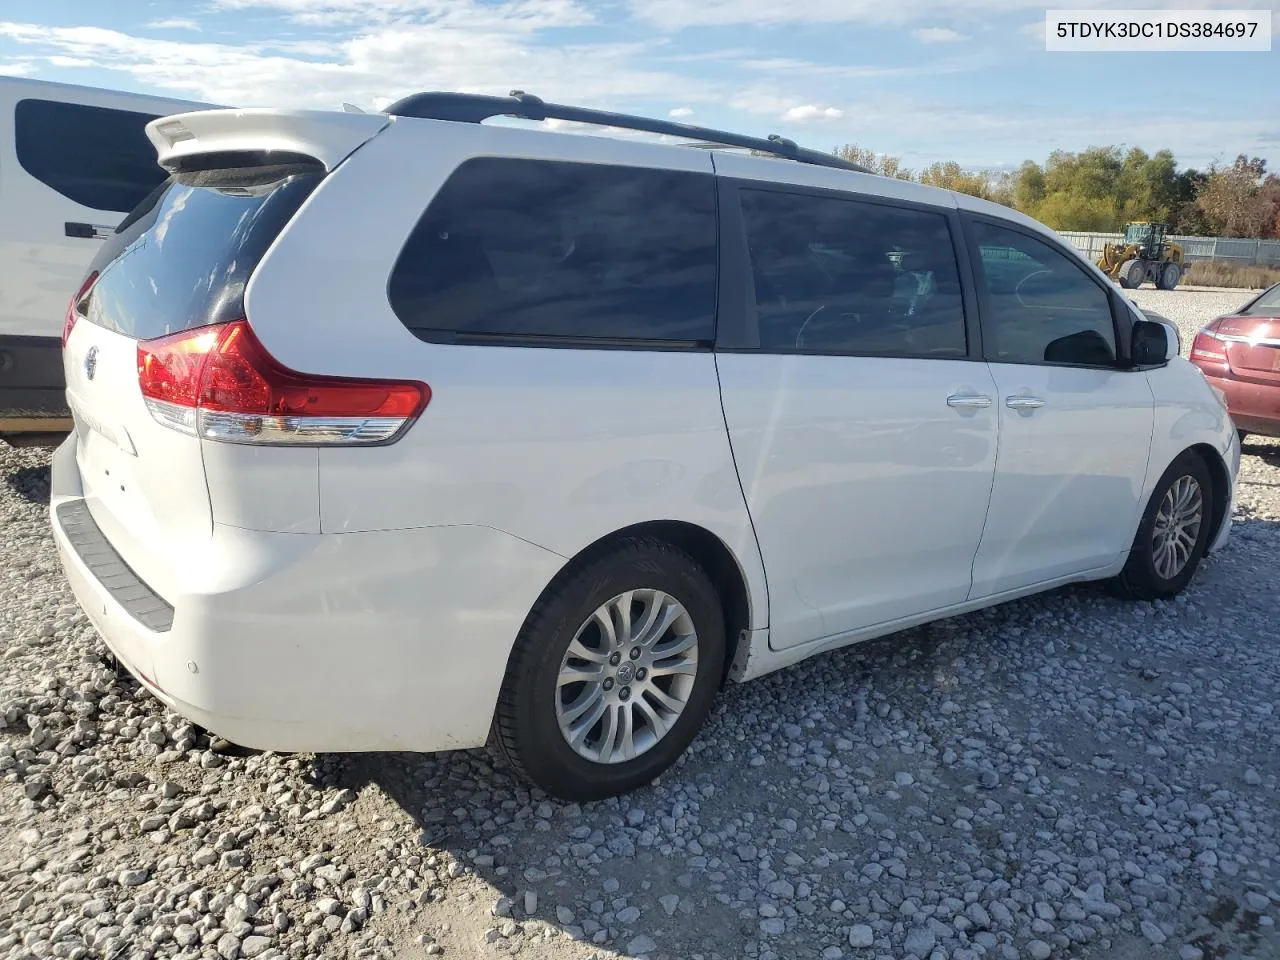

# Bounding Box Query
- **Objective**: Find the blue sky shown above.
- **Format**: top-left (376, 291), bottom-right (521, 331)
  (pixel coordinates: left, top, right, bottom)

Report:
top-left (0, 0), bottom-right (1276, 171)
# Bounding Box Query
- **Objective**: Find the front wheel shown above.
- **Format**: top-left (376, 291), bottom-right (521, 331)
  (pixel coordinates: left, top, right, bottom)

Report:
top-left (1122, 259), bottom-right (1148, 289)
top-left (1110, 452), bottom-right (1213, 601)
top-left (493, 537), bottom-right (725, 800)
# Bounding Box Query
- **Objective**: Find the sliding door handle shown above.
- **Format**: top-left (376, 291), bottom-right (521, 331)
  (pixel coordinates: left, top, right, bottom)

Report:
top-left (946, 394), bottom-right (992, 409)
top-left (1005, 396), bottom-right (1046, 410)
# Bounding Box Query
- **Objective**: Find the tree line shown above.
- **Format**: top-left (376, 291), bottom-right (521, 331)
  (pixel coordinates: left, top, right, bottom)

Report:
top-left (835, 144), bottom-right (1280, 239)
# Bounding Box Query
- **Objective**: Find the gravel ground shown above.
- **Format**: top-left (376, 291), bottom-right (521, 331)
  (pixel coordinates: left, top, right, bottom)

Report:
top-left (3, 288), bottom-right (1279, 960)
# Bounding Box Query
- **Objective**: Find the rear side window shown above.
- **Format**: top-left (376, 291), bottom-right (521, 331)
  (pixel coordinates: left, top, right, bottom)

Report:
top-left (738, 188), bottom-right (967, 357)
top-left (15, 99), bottom-right (165, 213)
top-left (389, 158), bottom-right (717, 345)
top-left (84, 163), bottom-right (322, 340)
top-left (972, 221), bottom-right (1117, 366)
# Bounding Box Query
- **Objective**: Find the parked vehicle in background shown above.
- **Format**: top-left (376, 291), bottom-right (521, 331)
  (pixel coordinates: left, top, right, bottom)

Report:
top-left (0, 77), bottom-right (208, 440)
top-left (1095, 221), bottom-right (1186, 290)
top-left (1191, 283), bottom-right (1280, 439)
top-left (51, 92), bottom-right (1239, 801)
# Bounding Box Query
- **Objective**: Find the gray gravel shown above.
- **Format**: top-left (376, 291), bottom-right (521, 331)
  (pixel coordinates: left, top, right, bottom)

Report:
top-left (3, 287), bottom-right (1280, 960)
top-left (1128, 286), bottom-right (1259, 357)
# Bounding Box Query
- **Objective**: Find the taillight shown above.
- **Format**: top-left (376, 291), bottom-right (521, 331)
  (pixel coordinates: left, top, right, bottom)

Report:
top-left (62, 272), bottom-right (98, 348)
top-left (1189, 325), bottom-right (1228, 364)
top-left (137, 320), bottom-right (429, 445)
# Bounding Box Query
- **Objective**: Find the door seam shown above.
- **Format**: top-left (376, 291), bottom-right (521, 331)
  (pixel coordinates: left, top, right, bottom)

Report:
top-left (712, 352), bottom-right (771, 635)
top-left (965, 361), bottom-right (1003, 602)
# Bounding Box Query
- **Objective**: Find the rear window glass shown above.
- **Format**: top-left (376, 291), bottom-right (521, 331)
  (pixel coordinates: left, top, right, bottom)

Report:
top-left (388, 157), bottom-right (717, 345)
top-left (15, 99), bottom-right (165, 213)
top-left (84, 164), bottom-right (322, 340)
top-left (1242, 285), bottom-right (1280, 316)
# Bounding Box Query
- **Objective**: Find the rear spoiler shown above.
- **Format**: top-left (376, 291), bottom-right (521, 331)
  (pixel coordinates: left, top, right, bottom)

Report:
top-left (146, 108), bottom-right (392, 172)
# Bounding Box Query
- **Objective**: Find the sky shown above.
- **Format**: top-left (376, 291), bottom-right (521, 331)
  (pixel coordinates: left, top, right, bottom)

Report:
top-left (0, 0), bottom-right (1277, 172)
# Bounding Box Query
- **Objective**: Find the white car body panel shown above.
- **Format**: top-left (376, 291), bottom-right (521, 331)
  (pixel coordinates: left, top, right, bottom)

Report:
top-left (968, 363), bottom-right (1155, 597)
top-left (63, 320), bottom-right (213, 603)
top-left (715, 354), bottom-right (999, 648)
top-left (0, 78), bottom-right (207, 340)
top-left (245, 119), bottom-right (770, 626)
top-left (49, 104), bottom-right (1240, 758)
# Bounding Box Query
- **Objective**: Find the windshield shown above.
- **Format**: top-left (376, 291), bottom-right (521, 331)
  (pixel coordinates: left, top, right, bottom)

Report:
top-left (1240, 284), bottom-right (1280, 317)
top-left (83, 162), bottom-right (323, 340)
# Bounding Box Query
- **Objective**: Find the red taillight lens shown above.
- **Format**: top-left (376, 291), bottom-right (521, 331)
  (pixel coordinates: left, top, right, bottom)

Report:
top-left (137, 321), bottom-right (429, 444)
top-left (138, 325), bottom-right (224, 407)
top-left (62, 272), bottom-right (98, 348)
top-left (1189, 326), bottom-right (1228, 364)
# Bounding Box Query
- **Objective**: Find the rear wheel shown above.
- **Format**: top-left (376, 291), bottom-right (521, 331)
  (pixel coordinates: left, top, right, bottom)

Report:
top-left (1158, 262), bottom-right (1181, 290)
top-left (1111, 452), bottom-right (1213, 601)
top-left (493, 537), bottom-right (725, 800)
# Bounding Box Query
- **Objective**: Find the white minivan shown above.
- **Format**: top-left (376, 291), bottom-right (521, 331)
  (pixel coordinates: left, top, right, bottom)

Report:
top-left (51, 93), bottom-right (1239, 800)
top-left (0, 77), bottom-right (205, 437)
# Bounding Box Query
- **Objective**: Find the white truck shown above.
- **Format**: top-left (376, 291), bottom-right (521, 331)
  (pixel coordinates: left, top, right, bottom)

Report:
top-left (0, 77), bottom-right (207, 439)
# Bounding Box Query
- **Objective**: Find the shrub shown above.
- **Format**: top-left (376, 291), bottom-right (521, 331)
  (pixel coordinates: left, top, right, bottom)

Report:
top-left (1184, 261), bottom-right (1280, 289)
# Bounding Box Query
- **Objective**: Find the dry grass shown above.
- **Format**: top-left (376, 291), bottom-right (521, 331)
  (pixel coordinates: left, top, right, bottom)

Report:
top-left (1184, 261), bottom-right (1280, 289)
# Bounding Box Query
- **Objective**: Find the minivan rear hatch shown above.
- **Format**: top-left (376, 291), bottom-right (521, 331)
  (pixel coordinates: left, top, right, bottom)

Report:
top-left (63, 157), bottom-right (329, 599)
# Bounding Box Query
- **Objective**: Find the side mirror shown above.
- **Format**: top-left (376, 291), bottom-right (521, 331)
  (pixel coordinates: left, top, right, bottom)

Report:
top-left (1131, 319), bottom-right (1170, 366)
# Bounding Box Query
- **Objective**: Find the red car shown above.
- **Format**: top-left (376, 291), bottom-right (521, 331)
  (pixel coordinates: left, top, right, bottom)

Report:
top-left (1190, 282), bottom-right (1280, 439)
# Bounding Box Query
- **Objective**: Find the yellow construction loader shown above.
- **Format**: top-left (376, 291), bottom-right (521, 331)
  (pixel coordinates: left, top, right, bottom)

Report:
top-left (1096, 222), bottom-right (1187, 290)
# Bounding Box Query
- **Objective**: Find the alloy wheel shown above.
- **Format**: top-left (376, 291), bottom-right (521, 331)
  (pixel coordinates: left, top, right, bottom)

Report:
top-left (1152, 474), bottom-right (1203, 580)
top-left (555, 589), bottom-right (699, 764)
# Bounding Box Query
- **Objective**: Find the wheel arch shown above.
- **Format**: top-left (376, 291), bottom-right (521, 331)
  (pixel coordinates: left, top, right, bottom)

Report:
top-left (541, 520), bottom-right (757, 687)
top-left (1188, 442), bottom-right (1231, 549)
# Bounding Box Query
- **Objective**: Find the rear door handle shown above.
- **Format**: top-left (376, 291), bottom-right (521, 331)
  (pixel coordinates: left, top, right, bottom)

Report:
top-left (946, 394), bottom-right (993, 409)
top-left (65, 221), bottom-right (114, 240)
top-left (1005, 396), bottom-right (1046, 410)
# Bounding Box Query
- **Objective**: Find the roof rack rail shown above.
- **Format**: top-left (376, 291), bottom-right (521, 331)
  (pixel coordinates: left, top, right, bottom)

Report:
top-left (383, 90), bottom-right (872, 175)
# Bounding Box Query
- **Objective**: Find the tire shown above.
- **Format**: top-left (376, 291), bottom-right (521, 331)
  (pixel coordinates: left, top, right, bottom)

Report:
top-left (1110, 452), bottom-right (1213, 601)
top-left (1121, 259), bottom-right (1148, 290)
top-left (1157, 262), bottom-right (1181, 290)
top-left (1116, 261), bottom-right (1136, 289)
top-left (493, 537), bottom-right (725, 801)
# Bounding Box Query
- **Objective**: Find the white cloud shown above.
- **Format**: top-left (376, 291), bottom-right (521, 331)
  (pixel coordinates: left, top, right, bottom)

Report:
top-left (147, 18), bottom-right (202, 30)
top-left (912, 27), bottom-right (968, 43)
top-left (0, 20), bottom-right (703, 110)
top-left (630, 0), bottom-right (1274, 29)
top-left (0, 60), bottom-right (34, 76)
top-left (1, 2), bottom-right (1271, 170)
top-left (781, 104), bottom-right (843, 122)
top-left (213, 0), bottom-right (595, 29)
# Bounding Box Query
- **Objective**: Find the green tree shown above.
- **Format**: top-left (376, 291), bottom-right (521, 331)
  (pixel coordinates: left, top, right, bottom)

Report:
top-left (988, 170), bottom-right (1017, 208)
top-left (918, 161), bottom-right (992, 200)
top-left (1012, 161), bottom-right (1046, 213)
top-left (1168, 168), bottom-right (1210, 234)
top-left (1032, 192), bottom-right (1118, 231)
top-left (833, 144), bottom-right (913, 180)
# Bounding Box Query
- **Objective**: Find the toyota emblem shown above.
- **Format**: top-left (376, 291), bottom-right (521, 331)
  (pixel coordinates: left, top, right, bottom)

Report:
top-left (83, 346), bottom-right (99, 381)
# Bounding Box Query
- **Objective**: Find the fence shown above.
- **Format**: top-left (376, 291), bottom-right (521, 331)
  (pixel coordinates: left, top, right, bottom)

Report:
top-left (1059, 231), bottom-right (1280, 266)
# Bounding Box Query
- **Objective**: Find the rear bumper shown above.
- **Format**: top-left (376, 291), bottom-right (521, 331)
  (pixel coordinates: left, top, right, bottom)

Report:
top-left (50, 433), bottom-right (565, 753)
top-left (0, 334), bottom-right (70, 434)
top-left (1200, 370), bottom-right (1280, 437)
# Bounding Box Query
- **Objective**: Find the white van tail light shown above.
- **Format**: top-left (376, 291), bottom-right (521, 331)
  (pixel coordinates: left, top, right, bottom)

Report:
top-left (137, 321), bottom-right (429, 445)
